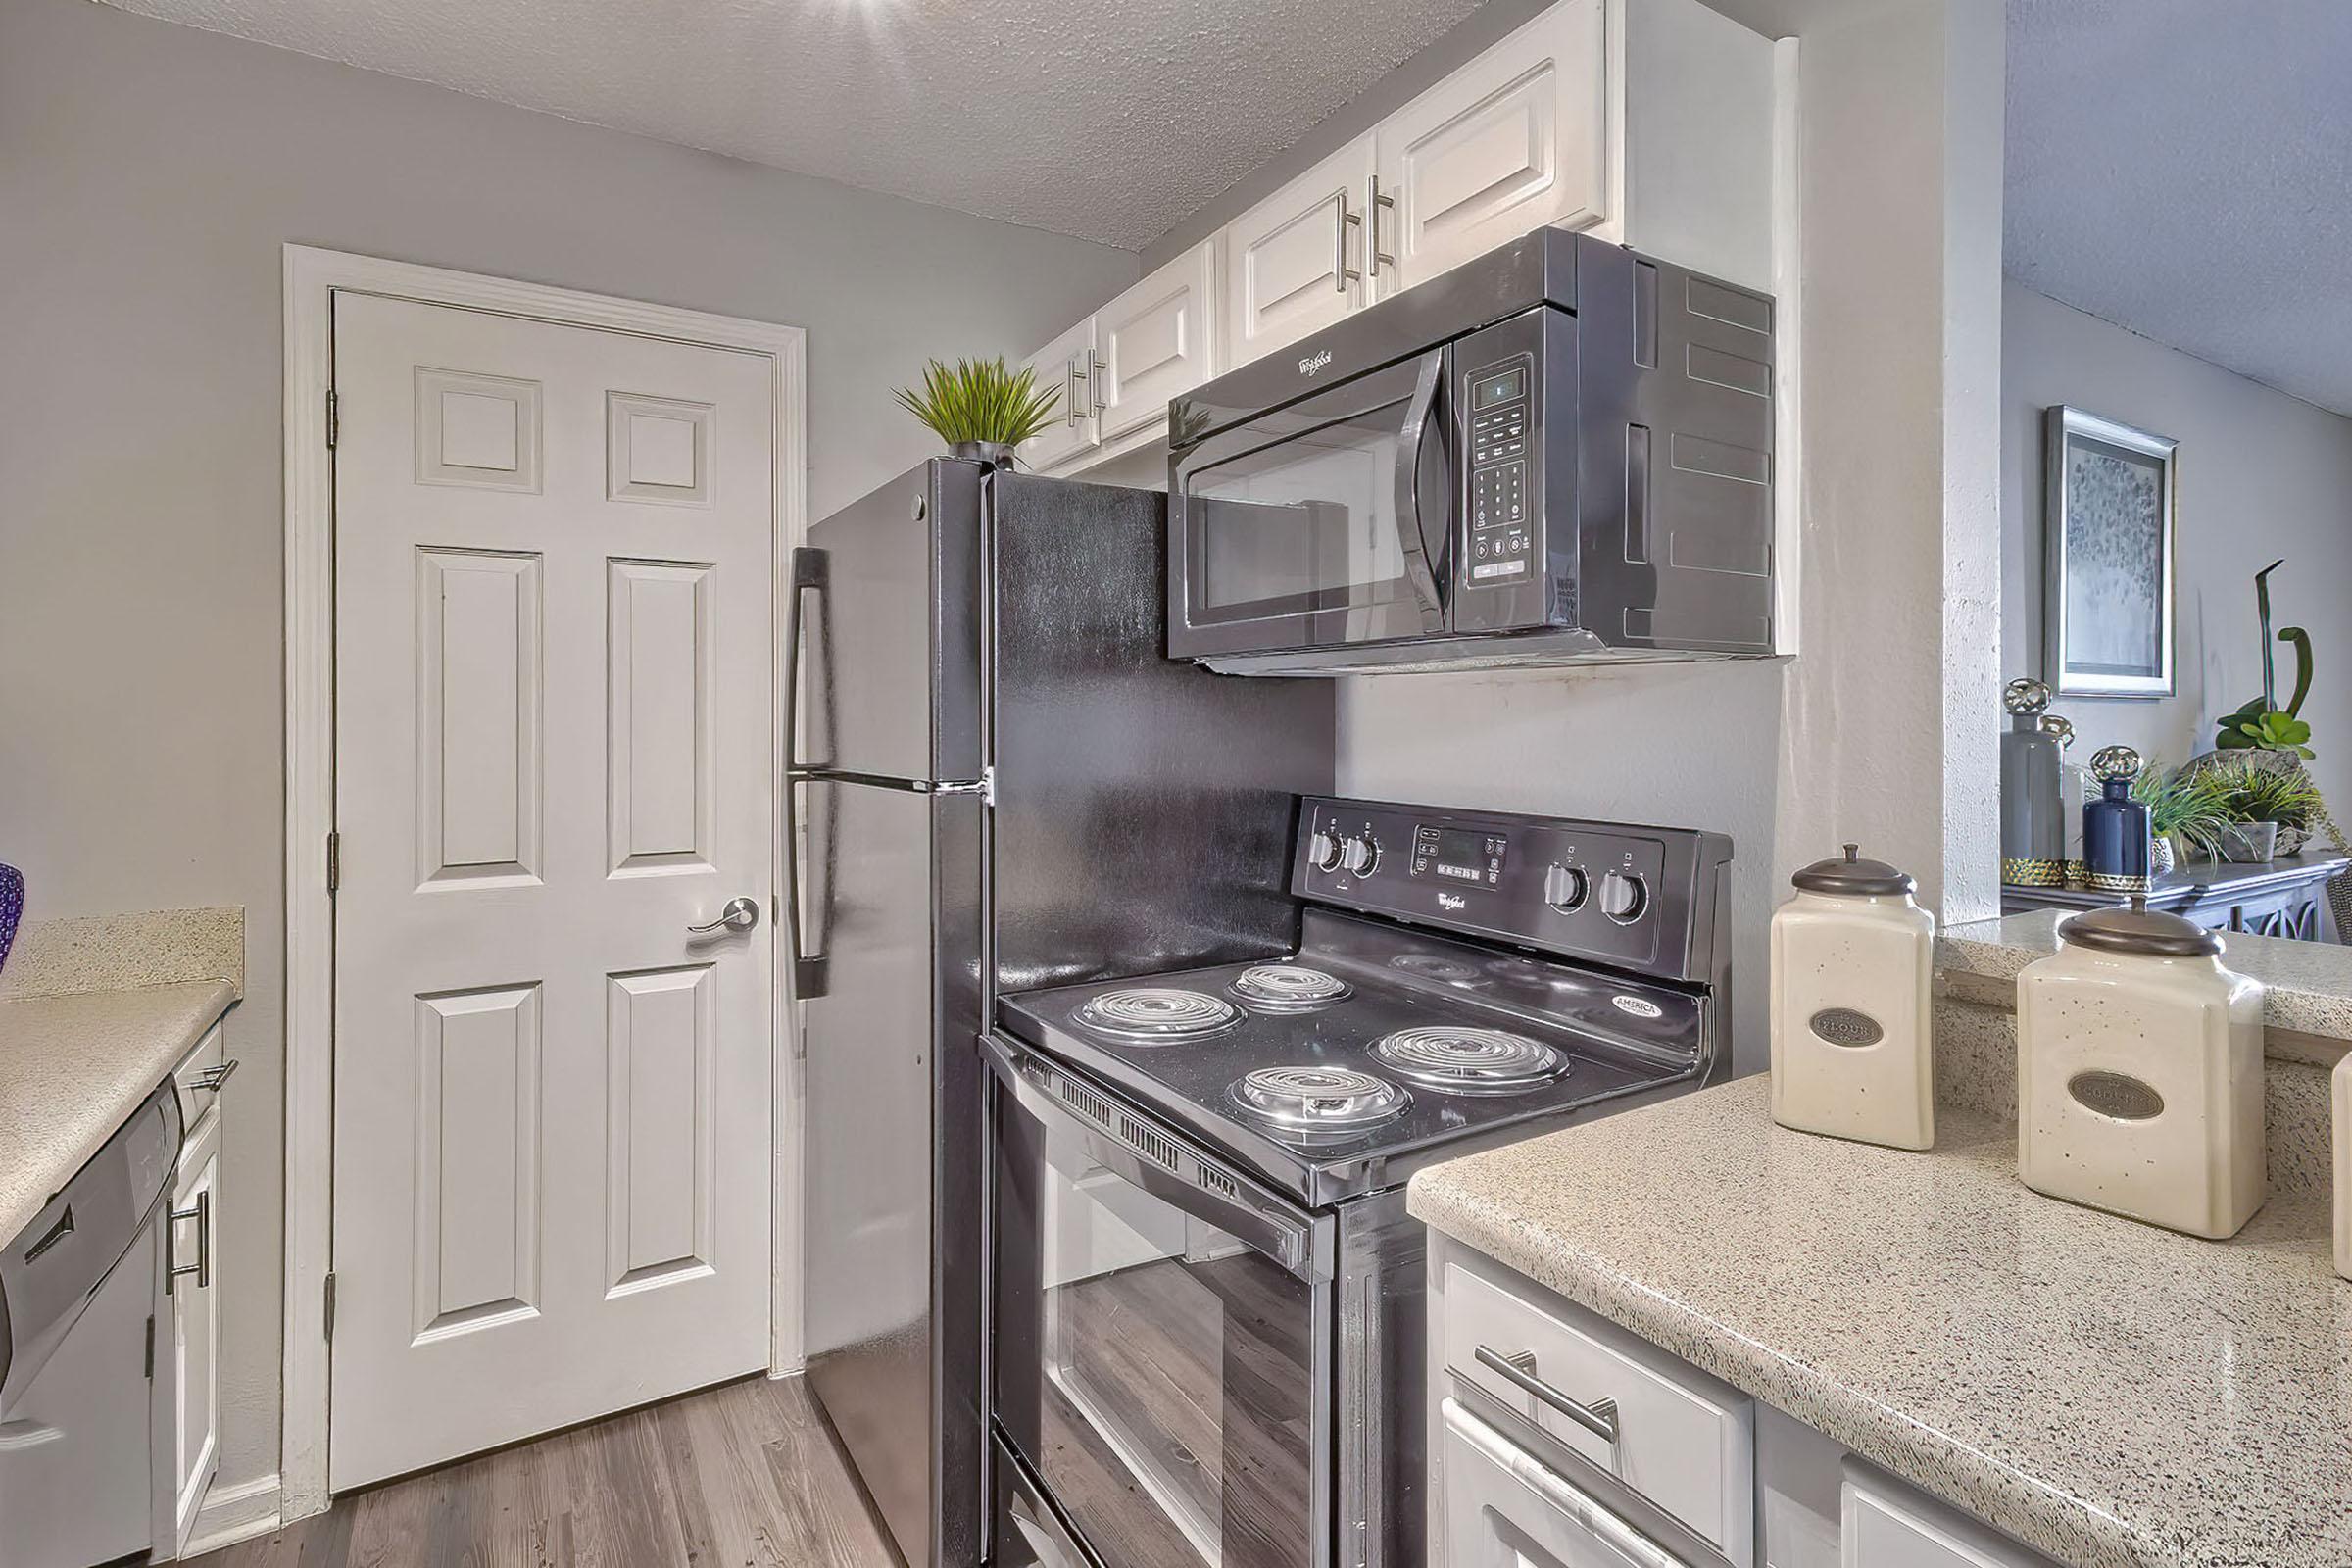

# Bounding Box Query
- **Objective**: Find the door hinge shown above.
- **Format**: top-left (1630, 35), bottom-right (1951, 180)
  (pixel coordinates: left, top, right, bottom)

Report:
top-left (144, 1314), bottom-right (156, 1380)
top-left (325, 830), bottom-right (340, 894)
top-left (325, 387), bottom-right (339, 449)
top-left (323, 1270), bottom-right (337, 1342)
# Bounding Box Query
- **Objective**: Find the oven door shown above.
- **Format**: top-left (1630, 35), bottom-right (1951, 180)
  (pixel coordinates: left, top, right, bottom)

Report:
top-left (1169, 349), bottom-right (1452, 664)
top-left (986, 1033), bottom-right (1337, 1568)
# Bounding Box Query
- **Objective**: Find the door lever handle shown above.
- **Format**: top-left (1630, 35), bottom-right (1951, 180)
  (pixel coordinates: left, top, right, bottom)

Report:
top-left (689, 896), bottom-right (761, 935)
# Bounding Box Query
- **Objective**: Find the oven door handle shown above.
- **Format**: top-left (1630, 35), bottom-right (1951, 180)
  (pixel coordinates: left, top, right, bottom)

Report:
top-left (1393, 348), bottom-right (1447, 617)
top-left (982, 1033), bottom-right (1331, 1284)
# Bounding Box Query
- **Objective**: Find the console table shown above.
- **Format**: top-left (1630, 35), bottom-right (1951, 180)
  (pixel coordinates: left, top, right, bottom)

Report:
top-left (2001, 851), bottom-right (2349, 940)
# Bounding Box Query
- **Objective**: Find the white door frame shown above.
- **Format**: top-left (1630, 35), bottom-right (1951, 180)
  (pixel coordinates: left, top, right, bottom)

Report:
top-left (280, 245), bottom-right (808, 1523)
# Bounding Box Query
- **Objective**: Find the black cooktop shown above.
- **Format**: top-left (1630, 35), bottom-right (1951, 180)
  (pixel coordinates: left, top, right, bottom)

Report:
top-left (994, 910), bottom-right (1707, 1207)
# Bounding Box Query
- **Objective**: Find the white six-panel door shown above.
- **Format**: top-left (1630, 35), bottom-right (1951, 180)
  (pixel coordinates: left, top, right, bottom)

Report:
top-left (329, 293), bottom-right (775, 1490)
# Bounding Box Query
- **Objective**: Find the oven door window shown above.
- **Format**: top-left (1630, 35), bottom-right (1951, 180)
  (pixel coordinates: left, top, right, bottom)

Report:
top-left (995, 1064), bottom-right (1326, 1568)
top-left (1175, 351), bottom-right (1446, 649)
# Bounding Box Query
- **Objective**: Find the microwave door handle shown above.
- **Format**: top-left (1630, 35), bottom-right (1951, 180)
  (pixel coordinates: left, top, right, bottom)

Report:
top-left (1393, 350), bottom-right (1446, 615)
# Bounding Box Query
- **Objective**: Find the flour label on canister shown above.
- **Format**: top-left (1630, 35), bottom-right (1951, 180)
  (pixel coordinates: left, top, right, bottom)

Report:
top-left (2068, 1069), bottom-right (2165, 1121)
top-left (1808, 1007), bottom-right (1885, 1048)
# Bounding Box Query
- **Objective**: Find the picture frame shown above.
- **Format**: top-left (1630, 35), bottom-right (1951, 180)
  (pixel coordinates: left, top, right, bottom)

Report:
top-left (2043, 405), bottom-right (2178, 698)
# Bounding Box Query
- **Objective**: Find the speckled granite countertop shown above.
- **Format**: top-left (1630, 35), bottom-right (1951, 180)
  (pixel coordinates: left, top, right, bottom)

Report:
top-left (1408, 1076), bottom-right (2351, 1568)
top-left (1942, 910), bottom-right (2352, 1060)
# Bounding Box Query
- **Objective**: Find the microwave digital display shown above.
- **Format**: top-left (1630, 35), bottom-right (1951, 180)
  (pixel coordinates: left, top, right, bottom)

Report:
top-left (1472, 368), bottom-right (1526, 409)
top-left (1412, 825), bottom-right (1507, 887)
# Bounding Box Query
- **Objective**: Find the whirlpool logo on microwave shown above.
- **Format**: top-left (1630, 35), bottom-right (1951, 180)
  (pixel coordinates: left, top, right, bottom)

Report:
top-left (1298, 347), bottom-right (1334, 377)
top-left (1437, 893), bottom-right (1467, 911)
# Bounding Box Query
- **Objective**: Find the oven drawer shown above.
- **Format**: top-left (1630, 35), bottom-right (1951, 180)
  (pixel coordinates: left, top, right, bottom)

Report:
top-left (1441, 1260), bottom-right (1752, 1564)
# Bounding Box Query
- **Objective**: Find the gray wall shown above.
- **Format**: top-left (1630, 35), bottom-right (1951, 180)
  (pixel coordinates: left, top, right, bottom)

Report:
top-left (2003, 280), bottom-right (2352, 814)
top-left (1151, 0), bottom-right (2009, 1069)
top-left (0, 0), bottom-right (1134, 1501)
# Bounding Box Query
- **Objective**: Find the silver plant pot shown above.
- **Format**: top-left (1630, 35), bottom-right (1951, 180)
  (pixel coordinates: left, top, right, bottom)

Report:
top-left (2217, 821), bottom-right (2278, 863)
top-left (949, 440), bottom-right (1019, 470)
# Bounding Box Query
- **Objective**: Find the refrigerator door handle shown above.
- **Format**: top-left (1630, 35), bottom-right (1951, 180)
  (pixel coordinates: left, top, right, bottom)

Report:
top-left (785, 545), bottom-right (832, 774)
top-left (782, 773), bottom-right (828, 1002)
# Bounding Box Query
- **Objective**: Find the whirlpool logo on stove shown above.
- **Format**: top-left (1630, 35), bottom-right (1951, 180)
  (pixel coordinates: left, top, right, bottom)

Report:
top-left (1437, 892), bottom-right (1467, 911)
top-left (1298, 347), bottom-right (1334, 377)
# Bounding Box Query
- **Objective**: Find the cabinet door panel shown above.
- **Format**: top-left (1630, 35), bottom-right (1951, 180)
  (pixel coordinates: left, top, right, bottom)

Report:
top-left (160, 1112), bottom-right (221, 1557)
top-left (1017, 318), bottom-right (1098, 472)
top-left (1095, 241), bottom-right (1217, 444)
top-left (1378, 0), bottom-right (1607, 290)
top-left (1221, 134), bottom-right (1378, 368)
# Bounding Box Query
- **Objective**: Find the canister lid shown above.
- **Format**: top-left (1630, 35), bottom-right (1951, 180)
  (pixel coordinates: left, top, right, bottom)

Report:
top-left (1791, 843), bottom-right (1915, 897)
top-left (2056, 894), bottom-right (2223, 957)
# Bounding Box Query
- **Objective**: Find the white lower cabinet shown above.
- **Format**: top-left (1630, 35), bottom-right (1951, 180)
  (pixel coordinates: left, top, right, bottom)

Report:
top-left (1427, 1237), bottom-right (2061, 1568)
top-left (153, 1101), bottom-right (222, 1557)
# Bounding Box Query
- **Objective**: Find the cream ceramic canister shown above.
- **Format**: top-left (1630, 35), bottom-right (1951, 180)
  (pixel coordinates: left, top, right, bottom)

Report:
top-left (2016, 898), bottom-right (2265, 1240)
top-left (1769, 844), bottom-right (1935, 1150)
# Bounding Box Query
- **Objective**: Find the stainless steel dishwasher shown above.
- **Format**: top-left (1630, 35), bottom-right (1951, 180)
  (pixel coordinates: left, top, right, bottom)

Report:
top-left (0, 1081), bottom-right (182, 1568)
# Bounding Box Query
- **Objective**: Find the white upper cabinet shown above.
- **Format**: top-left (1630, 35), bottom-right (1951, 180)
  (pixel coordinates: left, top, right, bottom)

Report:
top-left (1016, 317), bottom-right (1098, 473)
top-left (1220, 134), bottom-right (1380, 368)
top-left (1377, 0), bottom-right (1607, 292)
top-left (1093, 241), bottom-right (1218, 446)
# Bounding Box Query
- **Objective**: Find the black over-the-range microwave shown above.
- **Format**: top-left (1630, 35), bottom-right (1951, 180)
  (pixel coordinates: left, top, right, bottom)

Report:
top-left (1166, 227), bottom-right (1778, 674)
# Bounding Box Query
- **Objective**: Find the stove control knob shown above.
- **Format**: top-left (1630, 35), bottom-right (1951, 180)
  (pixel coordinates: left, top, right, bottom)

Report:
top-left (1598, 870), bottom-right (1647, 923)
top-left (1309, 828), bottom-right (1345, 873)
top-left (1543, 862), bottom-right (1588, 911)
top-left (1340, 834), bottom-right (1381, 877)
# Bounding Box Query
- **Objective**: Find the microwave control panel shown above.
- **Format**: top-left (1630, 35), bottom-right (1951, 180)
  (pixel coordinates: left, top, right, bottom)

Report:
top-left (1465, 354), bottom-right (1534, 585)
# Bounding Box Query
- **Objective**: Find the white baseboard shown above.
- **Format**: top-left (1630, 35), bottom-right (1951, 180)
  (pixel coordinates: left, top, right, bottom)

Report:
top-left (180, 1471), bottom-right (284, 1558)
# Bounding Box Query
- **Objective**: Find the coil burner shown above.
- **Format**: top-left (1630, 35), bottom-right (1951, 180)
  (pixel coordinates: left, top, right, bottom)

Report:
top-left (1369, 1026), bottom-right (1568, 1095)
top-left (1228, 1065), bottom-right (1410, 1136)
top-left (1230, 964), bottom-right (1352, 1009)
top-left (1071, 988), bottom-right (1241, 1043)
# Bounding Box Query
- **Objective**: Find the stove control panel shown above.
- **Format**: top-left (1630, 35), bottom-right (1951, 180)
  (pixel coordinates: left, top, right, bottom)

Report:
top-left (1291, 796), bottom-right (1733, 985)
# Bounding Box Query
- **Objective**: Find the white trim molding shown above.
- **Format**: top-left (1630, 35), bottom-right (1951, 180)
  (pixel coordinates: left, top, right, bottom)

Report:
top-left (180, 1472), bottom-right (285, 1560)
top-left (280, 245), bottom-right (809, 1521)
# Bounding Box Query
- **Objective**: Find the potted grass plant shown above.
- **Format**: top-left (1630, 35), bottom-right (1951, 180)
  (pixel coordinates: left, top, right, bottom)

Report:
top-left (893, 356), bottom-right (1062, 469)
top-left (2131, 761), bottom-right (2231, 872)
top-left (2204, 756), bottom-right (2326, 863)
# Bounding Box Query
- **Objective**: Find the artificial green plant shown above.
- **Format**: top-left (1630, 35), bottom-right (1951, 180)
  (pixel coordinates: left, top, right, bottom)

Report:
top-left (892, 357), bottom-right (1061, 450)
top-left (2214, 558), bottom-right (2316, 757)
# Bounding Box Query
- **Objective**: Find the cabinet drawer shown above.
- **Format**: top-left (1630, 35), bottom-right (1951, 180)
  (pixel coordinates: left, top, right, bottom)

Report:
top-left (1442, 1260), bottom-right (1752, 1563)
top-left (1840, 1466), bottom-right (2051, 1568)
top-left (172, 1021), bottom-right (226, 1105)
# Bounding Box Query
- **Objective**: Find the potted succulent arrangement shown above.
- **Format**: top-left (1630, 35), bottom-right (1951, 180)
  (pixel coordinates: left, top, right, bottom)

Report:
top-left (893, 356), bottom-right (1062, 469)
top-left (2131, 761), bottom-right (2231, 873)
top-left (2212, 558), bottom-right (2317, 760)
top-left (2203, 756), bottom-right (2326, 863)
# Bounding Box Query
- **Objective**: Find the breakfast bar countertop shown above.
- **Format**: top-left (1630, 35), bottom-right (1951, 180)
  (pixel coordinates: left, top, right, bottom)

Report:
top-left (1407, 1074), bottom-right (2352, 1568)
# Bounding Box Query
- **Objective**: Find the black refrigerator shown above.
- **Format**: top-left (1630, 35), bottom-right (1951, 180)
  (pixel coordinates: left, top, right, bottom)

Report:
top-left (790, 461), bottom-right (1334, 1567)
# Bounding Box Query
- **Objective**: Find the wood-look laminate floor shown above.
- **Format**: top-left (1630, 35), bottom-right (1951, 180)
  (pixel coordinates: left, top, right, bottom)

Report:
top-left (193, 1375), bottom-right (901, 1568)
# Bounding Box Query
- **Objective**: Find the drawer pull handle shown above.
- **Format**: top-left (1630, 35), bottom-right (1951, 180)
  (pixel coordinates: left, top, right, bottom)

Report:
top-left (191, 1058), bottom-right (240, 1095)
top-left (24, 1204), bottom-right (74, 1263)
top-left (1475, 1344), bottom-right (1621, 1444)
top-left (166, 1190), bottom-right (210, 1296)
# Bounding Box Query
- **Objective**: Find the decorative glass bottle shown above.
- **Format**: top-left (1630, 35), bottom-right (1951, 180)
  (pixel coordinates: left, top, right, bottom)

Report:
top-left (2040, 713), bottom-right (2088, 885)
top-left (2000, 678), bottom-right (2065, 887)
top-left (1769, 844), bottom-right (1935, 1151)
top-left (2017, 897), bottom-right (2264, 1239)
top-left (2082, 745), bottom-right (2152, 894)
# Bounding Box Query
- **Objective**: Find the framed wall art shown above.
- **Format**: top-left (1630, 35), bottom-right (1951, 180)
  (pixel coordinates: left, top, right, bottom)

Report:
top-left (2043, 405), bottom-right (2177, 698)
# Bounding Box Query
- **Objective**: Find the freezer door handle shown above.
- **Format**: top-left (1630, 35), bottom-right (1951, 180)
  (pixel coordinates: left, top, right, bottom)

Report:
top-left (784, 546), bottom-right (832, 775)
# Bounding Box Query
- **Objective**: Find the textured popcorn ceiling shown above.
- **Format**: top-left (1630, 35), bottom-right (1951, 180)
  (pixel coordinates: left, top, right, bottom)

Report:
top-left (96, 0), bottom-right (1484, 250)
top-left (2006, 0), bottom-right (2352, 415)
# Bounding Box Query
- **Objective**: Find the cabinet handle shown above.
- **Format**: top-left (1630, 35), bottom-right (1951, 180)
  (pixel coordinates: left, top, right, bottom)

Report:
top-left (1091, 355), bottom-right (1108, 419)
top-left (190, 1058), bottom-right (240, 1096)
top-left (1066, 357), bottom-right (1086, 429)
top-left (1367, 175), bottom-right (1396, 274)
top-left (1333, 190), bottom-right (1364, 291)
top-left (1474, 1344), bottom-right (1620, 1444)
top-left (166, 1190), bottom-right (211, 1296)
